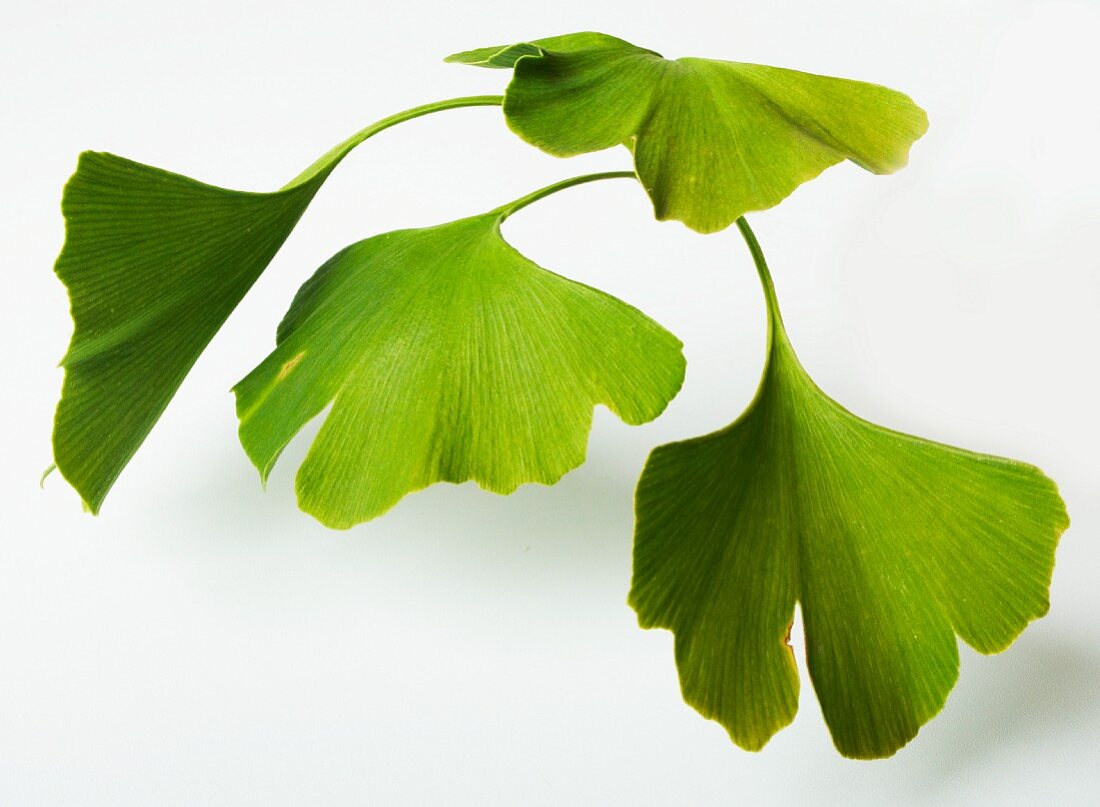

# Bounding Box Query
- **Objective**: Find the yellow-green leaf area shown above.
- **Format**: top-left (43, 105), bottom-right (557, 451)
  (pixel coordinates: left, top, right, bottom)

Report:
top-left (233, 202), bottom-right (686, 529)
top-left (448, 33), bottom-right (929, 233)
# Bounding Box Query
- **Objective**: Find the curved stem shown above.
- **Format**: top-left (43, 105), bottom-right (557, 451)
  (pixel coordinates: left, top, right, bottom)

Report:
top-left (497, 171), bottom-right (638, 219)
top-left (734, 216), bottom-right (790, 354)
top-left (282, 95), bottom-right (504, 189)
top-left (734, 217), bottom-right (783, 324)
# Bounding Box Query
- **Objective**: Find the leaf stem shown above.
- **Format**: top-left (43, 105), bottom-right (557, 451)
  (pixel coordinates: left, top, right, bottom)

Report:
top-left (497, 171), bottom-right (638, 219)
top-left (735, 216), bottom-right (787, 344)
top-left (282, 95), bottom-right (504, 189)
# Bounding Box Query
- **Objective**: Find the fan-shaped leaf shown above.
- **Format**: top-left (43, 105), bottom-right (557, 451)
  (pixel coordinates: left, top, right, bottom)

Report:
top-left (234, 194), bottom-right (686, 528)
top-left (51, 97), bottom-right (500, 512)
top-left (448, 33), bottom-right (928, 233)
top-left (630, 226), bottom-right (1067, 758)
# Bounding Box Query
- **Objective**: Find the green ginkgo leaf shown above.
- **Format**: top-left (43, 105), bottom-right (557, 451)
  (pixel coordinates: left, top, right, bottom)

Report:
top-left (233, 175), bottom-right (686, 529)
top-left (630, 220), bottom-right (1067, 758)
top-left (447, 33), bottom-right (928, 233)
top-left (51, 96), bottom-right (501, 512)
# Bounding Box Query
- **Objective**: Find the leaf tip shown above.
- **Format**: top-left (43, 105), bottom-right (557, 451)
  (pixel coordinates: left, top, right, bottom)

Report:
top-left (39, 463), bottom-right (57, 489)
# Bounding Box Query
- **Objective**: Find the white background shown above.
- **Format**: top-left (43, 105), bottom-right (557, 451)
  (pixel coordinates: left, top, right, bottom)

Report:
top-left (3, 1), bottom-right (1099, 804)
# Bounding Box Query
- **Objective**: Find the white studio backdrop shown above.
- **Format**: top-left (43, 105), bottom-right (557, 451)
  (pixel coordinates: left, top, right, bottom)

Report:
top-left (3, 1), bottom-right (1098, 804)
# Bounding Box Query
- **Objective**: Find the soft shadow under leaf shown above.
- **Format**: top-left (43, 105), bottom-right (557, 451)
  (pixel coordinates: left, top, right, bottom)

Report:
top-left (234, 193), bottom-right (686, 529)
top-left (448, 32), bottom-right (928, 233)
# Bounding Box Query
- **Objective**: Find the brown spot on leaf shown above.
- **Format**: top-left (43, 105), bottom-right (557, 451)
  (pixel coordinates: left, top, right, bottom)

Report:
top-left (277, 351), bottom-right (305, 381)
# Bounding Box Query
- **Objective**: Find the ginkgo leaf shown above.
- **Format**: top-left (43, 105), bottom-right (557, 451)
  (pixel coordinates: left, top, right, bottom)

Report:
top-left (447, 33), bottom-right (928, 234)
top-left (233, 176), bottom-right (686, 529)
top-left (629, 220), bottom-right (1068, 759)
top-left (51, 96), bottom-right (501, 512)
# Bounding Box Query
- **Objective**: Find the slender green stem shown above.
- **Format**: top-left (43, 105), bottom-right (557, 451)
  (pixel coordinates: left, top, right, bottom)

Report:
top-left (734, 216), bottom-right (791, 356)
top-left (282, 95), bottom-right (504, 190)
top-left (497, 171), bottom-right (638, 219)
top-left (734, 217), bottom-right (782, 323)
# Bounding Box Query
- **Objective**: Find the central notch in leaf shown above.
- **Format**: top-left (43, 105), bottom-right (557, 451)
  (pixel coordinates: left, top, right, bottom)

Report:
top-left (630, 220), bottom-right (1068, 759)
top-left (234, 177), bottom-right (686, 528)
